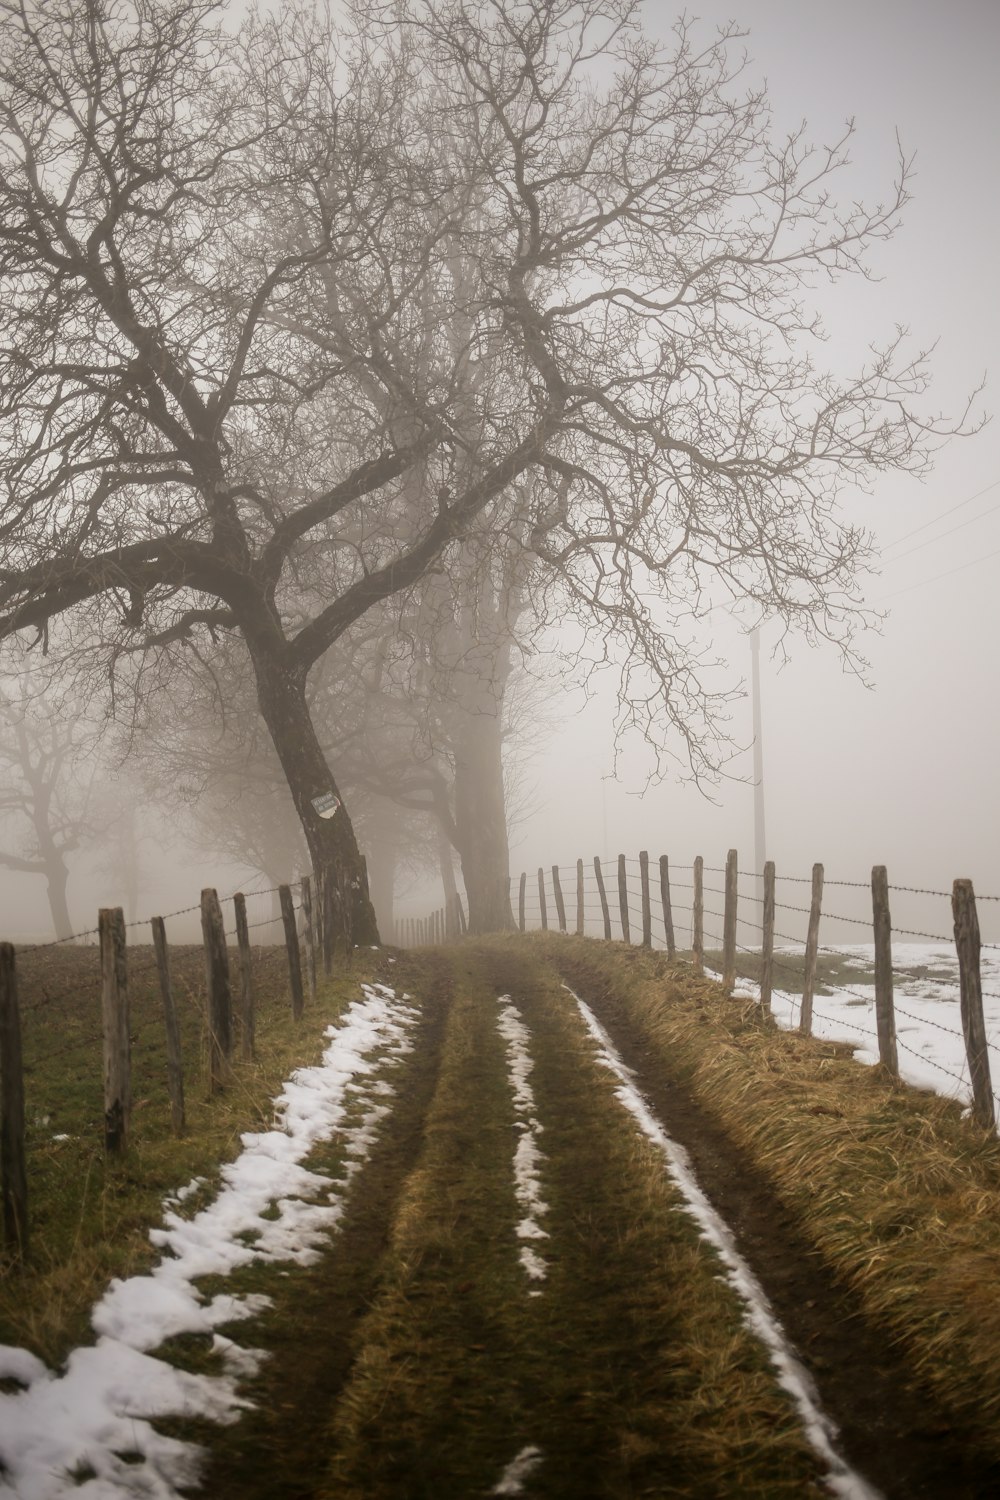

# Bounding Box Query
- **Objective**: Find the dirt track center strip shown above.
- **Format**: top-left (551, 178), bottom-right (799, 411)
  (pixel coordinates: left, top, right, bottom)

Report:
top-left (319, 945), bottom-right (835, 1498)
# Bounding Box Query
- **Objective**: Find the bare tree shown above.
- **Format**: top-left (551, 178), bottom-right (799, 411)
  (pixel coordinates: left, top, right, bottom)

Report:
top-left (0, 666), bottom-right (96, 938)
top-left (0, 0), bottom-right (976, 938)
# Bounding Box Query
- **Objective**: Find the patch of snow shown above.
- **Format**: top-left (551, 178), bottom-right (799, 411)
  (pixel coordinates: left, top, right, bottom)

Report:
top-left (566, 984), bottom-right (883, 1500)
top-left (0, 983), bottom-right (418, 1499)
top-left (496, 997), bottom-right (550, 1285)
top-left (711, 942), bottom-right (1000, 1127)
top-left (491, 1444), bottom-right (544, 1495)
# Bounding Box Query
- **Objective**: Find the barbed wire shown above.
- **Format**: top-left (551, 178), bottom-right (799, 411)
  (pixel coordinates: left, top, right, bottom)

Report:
top-left (19, 923), bottom-right (101, 953)
top-left (894, 1035), bottom-right (973, 1094)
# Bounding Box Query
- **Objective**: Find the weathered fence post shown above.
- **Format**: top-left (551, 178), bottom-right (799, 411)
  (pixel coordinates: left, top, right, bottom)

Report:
top-left (100, 906), bottom-right (131, 1152)
top-left (692, 856), bottom-right (704, 974)
top-left (594, 856), bottom-right (612, 941)
top-left (201, 888), bottom-right (233, 1091)
top-left (537, 868), bottom-right (548, 931)
top-left (952, 879), bottom-right (996, 1131)
top-left (799, 863), bottom-right (824, 1036)
top-left (232, 894), bottom-right (255, 1061)
top-left (576, 858), bottom-right (585, 936)
top-left (659, 855), bottom-right (676, 959)
top-left (301, 875), bottom-right (318, 1003)
top-left (0, 943), bottom-right (27, 1260)
top-left (723, 848), bottom-right (738, 991)
top-left (151, 917), bottom-right (185, 1135)
top-left (279, 884), bottom-right (305, 1020)
top-left (551, 865), bottom-right (567, 933)
top-left (871, 866), bottom-right (899, 1078)
top-left (518, 873), bottom-right (527, 933)
top-left (617, 854), bottom-right (630, 943)
top-left (321, 871), bottom-right (335, 975)
top-left (761, 861), bottom-right (775, 1013)
top-left (639, 851), bottom-right (652, 948)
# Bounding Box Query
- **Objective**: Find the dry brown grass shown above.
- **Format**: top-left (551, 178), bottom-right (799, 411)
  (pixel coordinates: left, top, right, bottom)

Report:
top-left (321, 942), bottom-right (826, 1499)
top-left (541, 933), bottom-right (1000, 1457)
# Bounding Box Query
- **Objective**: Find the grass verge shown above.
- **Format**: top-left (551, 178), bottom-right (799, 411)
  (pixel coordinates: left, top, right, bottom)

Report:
top-left (3, 942), bottom-right (382, 1369)
top-left (544, 932), bottom-right (1000, 1465)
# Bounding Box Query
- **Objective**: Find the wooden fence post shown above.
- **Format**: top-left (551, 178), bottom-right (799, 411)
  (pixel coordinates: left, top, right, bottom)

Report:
top-left (321, 871), bottom-right (335, 975)
top-left (761, 861), bottom-right (775, 1013)
top-left (952, 879), bottom-right (996, 1131)
top-left (617, 854), bottom-right (630, 943)
top-left (659, 855), bottom-right (676, 959)
top-left (100, 906), bottom-right (131, 1152)
top-left (301, 875), bottom-right (318, 1003)
top-left (639, 851), bottom-right (652, 948)
top-left (232, 894), bottom-right (255, 1061)
top-left (518, 873), bottom-right (527, 933)
top-left (201, 889), bottom-right (233, 1092)
top-left (692, 857), bottom-right (704, 974)
top-left (279, 884), bottom-right (305, 1020)
top-left (537, 868), bottom-right (548, 931)
top-left (723, 848), bottom-right (738, 991)
top-left (594, 856), bottom-right (612, 940)
top-left (151, 917), bottom-right (185, 1135)
top-left (551, 865), bottom-right (567, 932)
top-left (871, 866), bottom-right (898, 1078)
top-left (799, 863), bottom-right (824, 1036)
top-left (576, 859), bottom-right (585, 936)
top-left (0, 943), bottom-right (27, 1260)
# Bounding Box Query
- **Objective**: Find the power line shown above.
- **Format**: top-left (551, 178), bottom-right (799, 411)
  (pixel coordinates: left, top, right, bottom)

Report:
top-left (881, 477), bottom-right (1000, 553)
top-left (880, 541), bottom-right (1000, 602)
top-left (884, 494), bottom-right (1000, 565)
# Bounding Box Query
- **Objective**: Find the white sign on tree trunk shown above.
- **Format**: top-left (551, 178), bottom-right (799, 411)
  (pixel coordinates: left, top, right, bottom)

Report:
top-left (311, 792), bottom-right (341, 819)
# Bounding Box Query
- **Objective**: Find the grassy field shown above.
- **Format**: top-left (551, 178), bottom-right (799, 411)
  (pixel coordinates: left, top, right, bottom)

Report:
top-left (3, 938), bottom-right (383, 1366)
top-left (6, 934), bottom-right (1000, 1497)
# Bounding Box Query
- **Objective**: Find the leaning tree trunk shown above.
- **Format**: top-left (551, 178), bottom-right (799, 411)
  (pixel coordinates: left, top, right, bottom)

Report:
top-left (248, 645), bottom-right (378, 947)
top-left (452, 703), bottom-right (512, 934)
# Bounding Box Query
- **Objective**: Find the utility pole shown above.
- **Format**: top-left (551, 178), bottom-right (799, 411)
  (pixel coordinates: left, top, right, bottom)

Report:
top-left (751, 629), bottom-right (766, 874)
top-left (601, 774), bottom-right (611, 864)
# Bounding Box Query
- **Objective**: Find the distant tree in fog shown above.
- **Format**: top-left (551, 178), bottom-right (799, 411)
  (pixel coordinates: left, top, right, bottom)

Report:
top-left (0, 0), bottom-right (977, 938)
top-left (0, 664), bottom-right (96, 938)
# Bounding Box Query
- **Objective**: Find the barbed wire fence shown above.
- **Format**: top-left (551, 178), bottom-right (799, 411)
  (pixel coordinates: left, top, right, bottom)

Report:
top-left (0, 866), bottom-right (349, 1262)
top-left (401, 848), bottom-right (998, 1142)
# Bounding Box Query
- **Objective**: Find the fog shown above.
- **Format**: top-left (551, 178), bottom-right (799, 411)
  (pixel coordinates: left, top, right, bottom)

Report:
top-left (512, 0), bottom-right (1000, 910)
top-left (1, 0), bottom-right (997, 945)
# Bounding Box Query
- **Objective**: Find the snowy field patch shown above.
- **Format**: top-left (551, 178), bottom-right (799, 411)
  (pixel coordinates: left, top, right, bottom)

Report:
top-left (0, 982), bottom-right (419, 1500)
top-left (496, 996), bottom-right (550, 1288)
top-left (722, 943), bottom-right (1000, 1123)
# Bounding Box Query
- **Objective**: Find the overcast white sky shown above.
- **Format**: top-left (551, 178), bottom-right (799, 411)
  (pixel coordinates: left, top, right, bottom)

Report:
top-left (511, 0), bottom-right (1000, 926)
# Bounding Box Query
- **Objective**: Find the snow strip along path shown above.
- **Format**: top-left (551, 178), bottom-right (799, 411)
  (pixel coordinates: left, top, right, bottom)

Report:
top-left (495, 996), bottom-right (550, 1289)
top-left (491, 1444), bottom-right (545, 1496)
top-left (0, 982), bottom-right (419, 1500)
top-left (565, 984), bottom-right (883, 1500)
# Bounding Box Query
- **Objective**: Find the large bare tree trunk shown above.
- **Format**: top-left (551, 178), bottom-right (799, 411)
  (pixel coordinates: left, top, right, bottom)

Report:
top-left (363, 798), bottom-right (398, 938)
top-left (438, 829), bottom-right (459, 909)
top-left (452, 703), bottom-right (512, 934)
top-left (45, 860), bottom-right (72, 941)
top-left (248, 646), bottom-right (378, 947)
